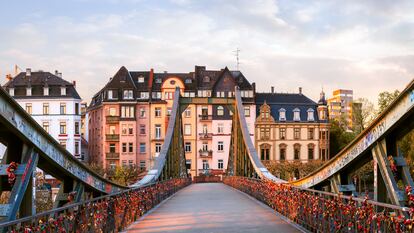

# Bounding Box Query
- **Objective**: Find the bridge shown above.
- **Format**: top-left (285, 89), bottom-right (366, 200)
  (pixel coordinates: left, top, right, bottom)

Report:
top-left (0, 79), bottom-right (413, 232)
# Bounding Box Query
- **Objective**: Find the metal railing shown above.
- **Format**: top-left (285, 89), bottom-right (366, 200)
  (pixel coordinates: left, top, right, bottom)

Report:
top-left (223, 176), bottom-right (413, 233)
top-left (1, 178), bottom-right (191, 232)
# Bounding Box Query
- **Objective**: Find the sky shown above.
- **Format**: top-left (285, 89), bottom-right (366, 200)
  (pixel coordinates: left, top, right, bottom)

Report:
top-left (0, 0), bottom-right (413, 104)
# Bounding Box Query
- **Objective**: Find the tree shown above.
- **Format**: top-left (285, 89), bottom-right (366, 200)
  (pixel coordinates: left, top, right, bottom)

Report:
top-left (352, 98), bottom-right (375, 134)
top-left (378, 90), bottom-right (400, 114)
top-left (330, 120), bottom-right (356, 156)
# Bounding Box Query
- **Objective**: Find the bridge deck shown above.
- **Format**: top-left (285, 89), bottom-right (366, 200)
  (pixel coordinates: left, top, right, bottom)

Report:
top-left (126, 183), bottom-right (301, 233)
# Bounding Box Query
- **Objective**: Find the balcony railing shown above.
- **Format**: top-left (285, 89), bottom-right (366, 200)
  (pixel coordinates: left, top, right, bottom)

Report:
top-left (105, 134), bottom-right (120, 141)
top-left (199, 133), bottom-right (213, 140)
top-left (199, 114), bottom-right (212, 121)
top-left (199, 150), bottom-right (213, 158)
top-left (106, 115), bottom-right (120, 123)
top-left (106, 152), bottom-right (120, 160)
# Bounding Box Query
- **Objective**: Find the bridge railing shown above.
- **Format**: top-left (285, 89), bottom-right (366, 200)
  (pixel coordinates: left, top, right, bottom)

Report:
top-left (0, 178), bottom-right (191, 232)
top-left (224, 177), bottom-right (413, 233)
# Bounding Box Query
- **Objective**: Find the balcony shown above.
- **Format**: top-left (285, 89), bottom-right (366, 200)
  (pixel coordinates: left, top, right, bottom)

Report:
top-left (106, 152), bottom-right (119, 160)
top-left (106, 115), bottom-right (120, 123)
top-left (105, 134), bottom-right (119, 142)
top-left (199, 114), bottom-right (212, 121)
top-left (199, 150), bottom-right (213, 158)
top-left (199, 133), bottom-right (213, 140)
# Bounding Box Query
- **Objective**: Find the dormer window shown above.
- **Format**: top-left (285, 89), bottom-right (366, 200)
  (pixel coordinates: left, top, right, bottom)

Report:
top-left (140, 92), bottom-right (149, 99)
top-left (44, 87), bottom-right (49, 96)
top-left (185, 78), bottom-right (192, 84)
top-left (203, 76), bottom-right (210, 83)
top-left (279, 108), bottom-right (286, 121)
top-left (61, 86), bottom-right (66, 96)
top-left (26, 87), bottom-right (32, 96)
top-left (155, 78), bottom-right (162, 84)
top-left (123, 90), bottom-right (133, 99)
top-left (138, 76), bottom-right (144, 83)
top-left (108, 90), bottom-right (113, 99)
top-left (9, 88), bottom-right (14, 96)
top-left (293, 108), bottom-right (301, 121)
top-left (307, 108), bottom-right (315, 121)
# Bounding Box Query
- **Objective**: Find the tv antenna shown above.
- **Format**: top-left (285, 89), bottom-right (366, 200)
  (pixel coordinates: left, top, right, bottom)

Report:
top-left (233, 48), bottom-right (240, 71)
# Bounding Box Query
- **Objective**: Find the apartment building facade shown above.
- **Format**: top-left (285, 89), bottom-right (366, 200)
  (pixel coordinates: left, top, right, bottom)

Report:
top-left (255, 88), bottom-right (330, 162)
top-left (3, 69), bottom-right (83, 158)
top-left (327, 89), bottom-right (354, 130)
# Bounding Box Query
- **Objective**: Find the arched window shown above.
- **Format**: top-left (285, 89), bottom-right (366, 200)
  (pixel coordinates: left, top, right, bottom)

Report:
top-left (217, 106), bottom-right (224, 116)
top-left (279, 143), bottom-right (287, 161)
top-left (307, 108), bottom-right (315, 121)
top-left (293, 108), bottom-right (301, 121)
top-left (279, 108), bottom-right (286, 121)
top-left (260, 144), bottom-right (271, 161)
top-left (294, 143), bottom-right (301, 160)
top-left (308, 144), bottom-right (315, 160)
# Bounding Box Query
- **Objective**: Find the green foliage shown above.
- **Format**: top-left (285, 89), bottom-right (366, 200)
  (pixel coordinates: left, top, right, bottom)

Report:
top-left (264, 160), bottom-right (325, 181)
top-left (352, 98), bottom-right (375, 134)
top-left (378, 90), bottom-right (400, 114)
top-left (87, 163), bottom-right (144, 186)
top-left (330, 120), bottom-right (357, 156)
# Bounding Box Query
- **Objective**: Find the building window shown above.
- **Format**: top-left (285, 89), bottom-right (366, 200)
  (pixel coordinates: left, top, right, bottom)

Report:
top-left (279, 128), bottom-right (286, 140)
top-left (122, 143), bottom-right (127, 153)
top-left (110, 143), bottom-right (116, 153)
top-left (294, 128), bottom-right (301, 140)
top-left (202, 160), bottom-right (209, 170)
top-left (155, 143), bottom-right (162, 153)
top-left (140, 108), bottom-right (146, 117)
top-left (184, 108), bottom-right (191, 117)
top-left (128, 124), bottom-right (133, 135)
top-left (140, 92), bottom-right (149, 99)
top-left (164, 92), bottom-right (173, 100)
top-left (109, 162), bottom-right (116, 170)
top-left (155, 125), bottom-right (161, 139)
top-left (140, 124), bottom-right (146, 135)
top-left (218, 159), bottom-right (224, 169)
top-left (155, 108), bottom-right (161, 117)
top-left (75, 103), bottom-right (79, 115)
top-left (308, 128), bottom-right (314, 140)
top-left (307, 108), bottom-right (315, 121)
top-left (59, 122), bottom-right (66, 134)
top-left (280, 147), bottom-right (286, 161)
top-left (122, 124), bottom-right (127, 135)
top-left (244, 106), bottom-right (250, 117)
top-left (260, 127), bottom-right (270, 140)
top-left (25, 103), bottom-right (32, 114)
top-left (202, 124), bottom-right (208, 134)
top-left (217, 124), bottom-right (224, 134)
top-left (123, 90), bottom-right (133, 99)
top-left (75, 122), bottom-right (80, 134)
top-left (129, 143), bottom-right (134, 153)
top-left (294, 144), bottom-right (301, 160)
top-left (185, 78), bottom-right (192, 84)
top-left (155, 78), bottom-right (162, 84)
top-left (166, 108), bottom-right (172, 116)
top-left (140, 143), bottom-right (146, 153)
top-left (279, 108), bottom-right (286, 121)
top-left (203, 76), bottom-right (210, 83)
top-left (60, 103), bottom-right (66, 115)
top-left (60, 141), bottom-right (66, 149)
top-left (43, 87), bottom-right (49, 96)
top-left (218, 141), bottom-right (224, 152)
top-left (42, 122), bottom-right (49, 133)
top-left (217, 106), bottom-right (224, 116)
top-left (121, 106), bottom-right (135, 118)
top-left (109, 125), bottom-right (116, 134)
top-left (108, 90), bottom-right (114, 99)
top-left (61, 86), bottom-right (66, 96)
top-left (202, 142), bottom-right (208, 151)
top-left (184, 124), bottom-right (191, 135)
top-left (308, 144), bottom-right (314, 160)
top-left (138, 76), bottom-right (144, 83)
top-left (140, 160), bottom-right (146, 170)
top-left (186, 159), bottom-right (191, 170)
top-left (260, 144), bottom-right (271, 160)
top-left (75, 141), bottom-right (80, 155)
top-left (293, 108), bottom-right (301, 121)
top-left (185, 142), bottom-right (191, 153)
top-left (43, 103), bottom-right (49, 115)
top-left (122, 160), bottom-right (127, 167)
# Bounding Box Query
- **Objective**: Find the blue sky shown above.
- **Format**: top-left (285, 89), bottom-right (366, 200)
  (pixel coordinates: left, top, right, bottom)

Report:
top-left (1, 0), bottom-right (413, 103)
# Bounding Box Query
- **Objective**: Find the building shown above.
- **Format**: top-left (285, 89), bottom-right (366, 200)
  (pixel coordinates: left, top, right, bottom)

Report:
top-left (3, 68), bottom-right (83, 158)
top-left (255, 87), bottom-right (330, 162)
top-left (327, 89), bottom-right (354, 130)
top-left (87, 66), bottom-right (255, 177)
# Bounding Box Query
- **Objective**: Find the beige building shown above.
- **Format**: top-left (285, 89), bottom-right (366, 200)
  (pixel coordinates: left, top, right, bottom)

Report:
top-left (255, 88), bottom-right (330, 162)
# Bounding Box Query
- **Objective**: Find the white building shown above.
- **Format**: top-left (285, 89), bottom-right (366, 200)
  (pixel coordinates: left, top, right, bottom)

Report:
top-left (3, 68), bottom-right (83, 159)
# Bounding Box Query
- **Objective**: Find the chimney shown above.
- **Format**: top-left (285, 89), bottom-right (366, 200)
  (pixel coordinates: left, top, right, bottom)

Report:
top-left (252, 82), bottom-right (256, 94)
top-left (149, 68), bottom-right (154, 89)
top-left (26, 68), bottom-right (31, 76)
top-left (271, 86), bottom-right (274, 93)
top-left (73, 81), bottom-right (76, 88)
top-left (58, 72), bottom-right (62, 78)
top-left (55, 70), bottom-right (59, 76)
top-left (299, 87), bottom-right (302, 94)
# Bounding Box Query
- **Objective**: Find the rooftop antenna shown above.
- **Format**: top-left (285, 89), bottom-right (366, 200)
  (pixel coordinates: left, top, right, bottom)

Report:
top-left (233, 48), bottom-right (240, 71)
